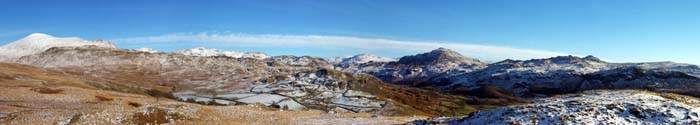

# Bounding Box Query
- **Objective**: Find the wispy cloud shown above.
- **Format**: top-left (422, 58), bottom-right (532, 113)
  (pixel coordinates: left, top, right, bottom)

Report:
top-left (114, 32), bottom-right (571, 60)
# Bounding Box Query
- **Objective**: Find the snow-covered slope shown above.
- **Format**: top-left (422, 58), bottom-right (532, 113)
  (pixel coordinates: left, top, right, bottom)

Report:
top-left (427, 55), bottom-right (700, 97)
top-left (333, 49), bottom-right (700, 97)
top-left (623, 61), bottom-right (700, 77)
top-left (408, 90), bottom-right (700, 125)
top-left (328, 54), bottom-right (396, 65)
top-left (443, 55), bottom-right (615, 96)
top-left (174, 47), bottom-right (270, 60)
top-left (0, 33), bottom-right (116, 60)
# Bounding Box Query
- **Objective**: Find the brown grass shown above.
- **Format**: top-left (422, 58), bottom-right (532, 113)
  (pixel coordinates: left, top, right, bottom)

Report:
top-left (30, 87), bottom-right (63, 94)
top-left (0, 63), bottom-right (93, 88)
top-left (0, 72), bottom-right (16, 80)
top-left (94, 95), bottom-right (113, 102)
top-left (0, 62), bottom-right (417, 124)
top-left (128, 107), bottom-right (185, 125)
top-left (128, 102), bottom-right (143, 107)
top-left (349, 73), bottom-right (483, 117)
top-left (657, 92), bottom-right (700, 107)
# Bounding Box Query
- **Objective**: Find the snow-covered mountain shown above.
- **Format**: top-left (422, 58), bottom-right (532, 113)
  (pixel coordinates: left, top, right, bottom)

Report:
top-left (0, 33), bottom-right (116, 60)
top-left (441, 55), bottom-right (616, 96)
top-left (174, 47), bottom-right (270, 60)
top-left (408, 90), bottom-right (700, 125)
top-left (328, 54), bottom-right (396, 65)
top-left (442, 55), bottom-right (700, 97)
top-left (336, 48), bottom-right (488, 86)
top-left (334, 48), bottom-right (700, 98)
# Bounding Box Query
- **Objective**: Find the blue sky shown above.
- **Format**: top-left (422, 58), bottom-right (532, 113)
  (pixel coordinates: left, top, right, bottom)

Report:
top-left (0, 0), bottom-right (699, 64)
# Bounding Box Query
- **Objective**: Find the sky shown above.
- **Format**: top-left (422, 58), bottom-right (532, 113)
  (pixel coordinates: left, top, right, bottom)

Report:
top-left (0, 0), bottom-right (699, 64)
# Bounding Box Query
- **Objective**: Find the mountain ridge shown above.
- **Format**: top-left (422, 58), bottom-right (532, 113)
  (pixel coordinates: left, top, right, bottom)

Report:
top-left (174, 47), bottom-right (270, 60)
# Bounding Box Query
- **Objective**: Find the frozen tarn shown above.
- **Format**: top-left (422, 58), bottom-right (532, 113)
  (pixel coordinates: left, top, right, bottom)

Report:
top-left (332, 94), bottom-right (383, 108)
top-left (237, 94), bottom-right (288, 106)
top-left (277, 99), bottom-right (306, 110)
top-left (216, 93), bottom-right (257, 100)
top-left (173, 91), bottom-right (236, 105)
top-left (343, 90), bottom-right (376, 98)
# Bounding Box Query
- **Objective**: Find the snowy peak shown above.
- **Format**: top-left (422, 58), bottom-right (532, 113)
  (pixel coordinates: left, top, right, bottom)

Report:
top-left (394, 48), bottom-right (484, 66)
top-left (0, 33), bottom-right (116, 60)
top-left (173, 47), bottom-right (270, 59)
top-left (331, 54), bottom-right (396, 65)
top-left (25, 33), bottom-right (53, 38)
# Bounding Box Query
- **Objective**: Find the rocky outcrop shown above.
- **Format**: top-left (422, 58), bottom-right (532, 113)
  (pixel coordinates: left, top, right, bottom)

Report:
top-left (408, 90), bottom-right (700, 125)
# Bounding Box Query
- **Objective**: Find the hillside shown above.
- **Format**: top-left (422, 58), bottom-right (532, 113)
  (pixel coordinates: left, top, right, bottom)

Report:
top-left (408, 90), bottom-right (700, 125)
top-left (0, 63), bottom-right (422, 124)
top-left (338, 49), bottom-right (700, 98)
top-left (7, 37), bottom-right (500, 117)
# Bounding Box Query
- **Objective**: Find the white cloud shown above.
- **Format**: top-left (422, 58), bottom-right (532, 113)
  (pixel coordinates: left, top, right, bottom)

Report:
top-left (114, 32), bottom-right (571, 60)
